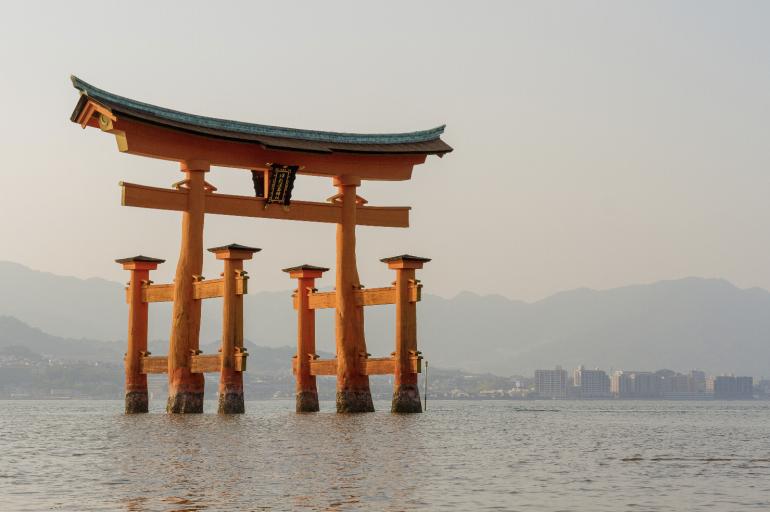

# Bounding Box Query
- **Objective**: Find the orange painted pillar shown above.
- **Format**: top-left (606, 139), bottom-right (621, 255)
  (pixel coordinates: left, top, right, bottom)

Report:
top-left (382, 255), bottom-right (430, 413)
top-left (283, 264), bottom-right (329, 412)
top-left (116, 255), bottom-right (165, 414)
top-left (167, 160), bottom-right (209, 413)
top-left (209, 244), bottom-right (260, 414)
top-left (333, 175), bottom-right (374, 413)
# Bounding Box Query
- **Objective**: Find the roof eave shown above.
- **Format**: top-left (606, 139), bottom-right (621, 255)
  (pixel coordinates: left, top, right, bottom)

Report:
top-left (70, 75), bottom-right (452, 154)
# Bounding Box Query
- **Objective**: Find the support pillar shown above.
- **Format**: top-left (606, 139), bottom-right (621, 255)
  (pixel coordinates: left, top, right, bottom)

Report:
top-left (283, 264), bottom-right (329, 412)
top-left (209, 244), bottom-right (260, 414)
top-left (116, 255), bottom-right (165, 414)
top-left (382, 254), bottom-right (430, 413)
top-left (333, 175), bottom-right (374, 413)
top-left (167, 161), bottom-right (209, 413)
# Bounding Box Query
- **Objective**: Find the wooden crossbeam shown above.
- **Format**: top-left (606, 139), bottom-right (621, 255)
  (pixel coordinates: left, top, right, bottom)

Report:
top-left (121, 181), bottom-right (410, 228)
top-left (125, 277), bottom-right (247, 303)
top-left (139, 355), bottom-right (168, 374)
top-left (292, 356), bottom-right (421, 376)
top-left (138, 353), bottom-right (247, 374)
top-left (294, 284), bottom-right (421, 310)
top-left (190, 354), bottom-right (220, 373)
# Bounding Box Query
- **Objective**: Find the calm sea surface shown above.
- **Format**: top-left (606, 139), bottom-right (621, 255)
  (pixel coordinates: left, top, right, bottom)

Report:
top-left (1, 400), bottom-right (770, 511)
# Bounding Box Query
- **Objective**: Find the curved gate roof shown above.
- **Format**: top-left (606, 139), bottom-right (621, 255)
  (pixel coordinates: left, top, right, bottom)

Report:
top-left (70, 76), bottom-right (452, 156)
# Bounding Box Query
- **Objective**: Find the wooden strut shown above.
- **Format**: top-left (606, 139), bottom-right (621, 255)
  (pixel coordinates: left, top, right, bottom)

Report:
top-left (140, 353), bottom-right (247, 374)
top-left (292, 356), bottom-right (422, 376)
top-left (292, 284), bottom-right (421, 310)
top-left (125, 276), bottom-right (248, 303)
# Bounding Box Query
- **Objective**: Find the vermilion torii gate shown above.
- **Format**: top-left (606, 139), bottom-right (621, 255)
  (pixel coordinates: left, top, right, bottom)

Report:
top-left (69, 76), bottom-right (452, 414)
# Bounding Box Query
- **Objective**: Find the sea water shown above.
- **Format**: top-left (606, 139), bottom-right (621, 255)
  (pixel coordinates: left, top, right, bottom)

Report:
top-left (1, 400), bottom-right (769, 511)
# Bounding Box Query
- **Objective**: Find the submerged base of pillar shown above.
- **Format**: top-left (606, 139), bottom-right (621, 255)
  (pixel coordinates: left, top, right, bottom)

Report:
top-left (391, 385), bottom-right (422, 413)
top-left (336, 390), bottom-right (375, 413)
top-left (166, 392), bottom-right (204, 414)
top-left (296, 390), bottom-right (319, 413)
top-left (218, 392), bottom-right (245, 414)
top-left (125, 391), bottom-right (149, 414)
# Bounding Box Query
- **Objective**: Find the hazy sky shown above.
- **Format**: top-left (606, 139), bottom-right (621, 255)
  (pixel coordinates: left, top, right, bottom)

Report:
top-left (1, 1), bottom-right (769, 301)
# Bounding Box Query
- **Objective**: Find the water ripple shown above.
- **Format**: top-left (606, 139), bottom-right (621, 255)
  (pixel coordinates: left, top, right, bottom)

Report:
top-left (1, 400), bottom-right (769, 510)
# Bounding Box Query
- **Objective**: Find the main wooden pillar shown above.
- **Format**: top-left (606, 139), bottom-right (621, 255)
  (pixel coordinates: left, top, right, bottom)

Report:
top-left (117, 255), bottom-right (165, 413)
top-left (383, 255), bottom-right (430, 413)
top-left (167, 160), bottom-right (209, 413)
top-left (284, 264), bottom-right (329, 412)
top-left (334, 176), bottom-right (374, 412)
top-left (209, 244), bottom-right (259, 414)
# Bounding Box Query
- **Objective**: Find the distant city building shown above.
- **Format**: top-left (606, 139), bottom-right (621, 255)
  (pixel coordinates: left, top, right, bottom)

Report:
top-left (710, 375), bottom-right (736, 398)
top-left (632, 372), bottom-right (660, 398)
top-left (611, 371), bottom-right (660, 398)
top-left (611, 371), bottom-right (634, 398)
top-left (535, 366), bottom-right (568, 399)
top-left (709, 375), bottom-right (754, 399)
top-left (573, 366), bottom-right (610, 398)
top-left (736, 376), bottom-right (753, 398)
top-left (671, 374), bottom-right (689, 392)
top-left (655, 370), bottom-right (710, 400)
top-left (657, 370), bottom-right (691, 398)
top-left (688, 370), bottom-right (707, 393)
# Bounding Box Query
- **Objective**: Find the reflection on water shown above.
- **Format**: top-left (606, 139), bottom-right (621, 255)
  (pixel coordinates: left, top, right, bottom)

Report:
top-left (1, 400), bottom-right (770, 511)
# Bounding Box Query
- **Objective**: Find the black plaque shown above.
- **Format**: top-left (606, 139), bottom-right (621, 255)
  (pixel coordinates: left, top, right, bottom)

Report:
top-left (266, 164), bottom-right (298, 206)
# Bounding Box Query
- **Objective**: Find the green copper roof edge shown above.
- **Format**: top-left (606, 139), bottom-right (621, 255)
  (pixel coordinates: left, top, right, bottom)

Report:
top-left (71, 75), bottom-right (446, 145)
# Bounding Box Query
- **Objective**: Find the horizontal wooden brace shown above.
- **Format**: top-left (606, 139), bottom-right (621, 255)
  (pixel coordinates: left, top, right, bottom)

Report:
top-left (293, 356), bottom-right (421, 376)
top-left (139, 355), bottom-right (168, 374)
top-left (193, 352), bottom-right (247, 372)
top-left (306, 358), bottom-right (337, 376)
top-left (190, 354), bottom-right (221, 373)
top-left (138, 353), bottom-right (247, 374)
top-left (125, 277), bottom-right (247, 303)
top-left (121, 181), bottom-right (410, 228)
top-left (294, 284), bottom-right (421, 310)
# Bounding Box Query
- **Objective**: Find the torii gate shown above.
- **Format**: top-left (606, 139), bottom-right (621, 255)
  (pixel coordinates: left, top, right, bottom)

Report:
top-left (69, 76), bottom-right (452, 414)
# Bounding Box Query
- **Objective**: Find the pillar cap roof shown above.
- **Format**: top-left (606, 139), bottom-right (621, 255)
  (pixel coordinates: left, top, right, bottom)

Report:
top-left (115, 255), bottom-right (166, 264)
top-left (207, 243), bottom-right (261, 254)
top-left (380, 254), bottom-right (431, 264)
top-left (282, 264), bottom-right (330, 273)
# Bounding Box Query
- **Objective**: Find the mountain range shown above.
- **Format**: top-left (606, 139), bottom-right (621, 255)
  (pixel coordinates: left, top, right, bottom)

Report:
top-left (2, 260), bottom-right (769, 376)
